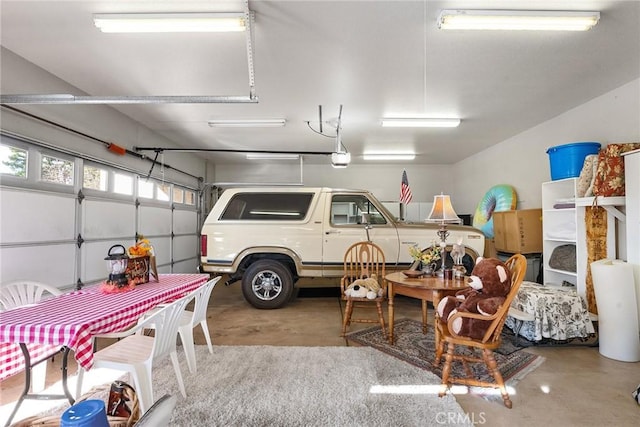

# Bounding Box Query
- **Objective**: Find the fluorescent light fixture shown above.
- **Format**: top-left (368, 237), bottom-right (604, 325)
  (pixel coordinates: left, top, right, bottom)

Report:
top-left (246, 153), bottom-right (300, 160)
top-left (438, 10), bottom-right (600, 31)
top-left (381, 118), bottom-right (460, 128)
top-left (208, 119), bottom-right (286, 128)
top-left (93, 13), bottom-right (248, 33)
top-left (363, 153), bottom-right (416, 161)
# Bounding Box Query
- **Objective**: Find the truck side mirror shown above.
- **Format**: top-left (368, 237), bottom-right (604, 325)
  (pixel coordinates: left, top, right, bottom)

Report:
top-left (361, 213), bottom-right (371, 226)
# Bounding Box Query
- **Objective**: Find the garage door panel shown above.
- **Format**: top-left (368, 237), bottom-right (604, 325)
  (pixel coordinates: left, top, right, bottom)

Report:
top-left (82, 200), bottom-right (136, 239)
top-left (138, 206), bottom-right (171, 235)
top-left (172, 259), bottom-right (199, 274)
top-left (0, 244), bottom-right (75, 288)
top-left (0, 188), bottom-right (75, 243)
top-left (174, 235), bottom-right (197, 260)
top-left (152, 237), bottom-right (171, 266)
top-left (174, 210), bottom-right (198, 234)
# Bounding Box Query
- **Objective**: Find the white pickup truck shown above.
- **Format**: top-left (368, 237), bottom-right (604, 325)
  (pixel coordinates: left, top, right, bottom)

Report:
top-left (200, 187), bottom-right (484, 309)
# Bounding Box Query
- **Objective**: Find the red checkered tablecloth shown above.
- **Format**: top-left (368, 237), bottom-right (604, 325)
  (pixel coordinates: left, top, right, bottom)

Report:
top-left (0, 273), bottom-right (209, 380)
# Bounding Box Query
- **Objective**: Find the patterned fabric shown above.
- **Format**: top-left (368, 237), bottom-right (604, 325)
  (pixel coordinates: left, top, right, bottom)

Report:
top-left (506, 281), bottom-right (595, 341)
top-left (593, 143), bottom-right (640, 197)
top-left (0, 273), bottom-right (209, 379)
top-left (585, 206), bottom-right (607, 314)
top-left (576, 154), bottom-right (599, 197)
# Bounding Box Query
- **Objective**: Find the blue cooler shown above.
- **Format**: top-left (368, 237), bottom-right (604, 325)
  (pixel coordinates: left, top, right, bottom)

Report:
top-left (546, 142), bottom-right (601, 180)
top-left (60, 400), bottom-right (110, 427)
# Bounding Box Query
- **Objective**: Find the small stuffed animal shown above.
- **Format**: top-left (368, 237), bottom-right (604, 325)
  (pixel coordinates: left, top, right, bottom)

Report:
top-left (344, 273), bottom-right (383, 300)
top-left (450, 238), bottom-right (466, 265)
top-left (437, 257), bottom-right (512, 340)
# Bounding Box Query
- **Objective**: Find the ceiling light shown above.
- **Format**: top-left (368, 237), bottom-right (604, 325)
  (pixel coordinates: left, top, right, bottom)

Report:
top-left (93, 13), bottom-right (248, 33)
top-left (208, 119), bottom-right (286, 128)
top-left (245, 153), bottom-right (300, 160)
top-left (381, 118), bottom-right (460, 128)
top-left (438, 10), bottom-right (600, 31)
top-left (363, 153), bottom-right (416, 161)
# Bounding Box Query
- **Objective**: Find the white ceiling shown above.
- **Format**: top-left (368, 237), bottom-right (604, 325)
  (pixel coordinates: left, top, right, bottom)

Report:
top-left (1, 0), bottom-right (639, 166)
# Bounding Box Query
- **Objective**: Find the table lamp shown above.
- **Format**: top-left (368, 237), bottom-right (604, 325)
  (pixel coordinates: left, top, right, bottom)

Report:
top-left (426, 194), bottom-right (461, 274)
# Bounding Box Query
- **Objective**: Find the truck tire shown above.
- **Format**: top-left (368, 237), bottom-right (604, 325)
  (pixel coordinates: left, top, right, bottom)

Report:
top-left (241, 260), bottom-right (294, 309)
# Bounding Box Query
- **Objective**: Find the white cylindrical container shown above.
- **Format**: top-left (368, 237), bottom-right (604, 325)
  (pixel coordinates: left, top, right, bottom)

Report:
top-left (591, 259), bottom-right (640, 362)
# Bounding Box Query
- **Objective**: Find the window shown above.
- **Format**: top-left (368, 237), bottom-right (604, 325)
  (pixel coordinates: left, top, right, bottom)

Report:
top-left (157, 184), bottom-right (170, 202)
top-left (138, 179), bottom-right (154, 198)
top-left (41, 154), bottom-right (73, 185)
top-left (331, 195), bottom-right (387, 225)
top-left (113, 172), bottom-right (133, 195)
top-left (173, 187), bottom-right (184, 204)
top-left (221, 193), bottom-right (313, 220)
top-left (83, 165), bottom-right (108, 191)
top-left (0, 144), bottom-right (27, 177)
top-left (184, 190), bottom-right (195, 205)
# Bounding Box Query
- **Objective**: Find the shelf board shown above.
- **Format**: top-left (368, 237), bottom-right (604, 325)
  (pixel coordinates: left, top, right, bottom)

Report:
top-left (575, 196), bottom-right (626, 206)
top-left (545, 267), bottom-right (577, 277)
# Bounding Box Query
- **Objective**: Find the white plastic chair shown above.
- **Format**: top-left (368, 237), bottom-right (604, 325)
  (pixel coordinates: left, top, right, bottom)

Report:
top-left (1, 281), bottom-right (62, 392)
top-left (142, 277), bottom-right (220, 373)
top-left (135, 394), bottom-right (177, 427)
top-left (0, 280), bottom-right (61, 311)
top-left (75, 292), bottom-right (194, 413)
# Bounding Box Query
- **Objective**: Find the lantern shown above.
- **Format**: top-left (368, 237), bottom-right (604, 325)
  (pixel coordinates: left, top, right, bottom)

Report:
top-left (105, 244), bottom-right (129, 288)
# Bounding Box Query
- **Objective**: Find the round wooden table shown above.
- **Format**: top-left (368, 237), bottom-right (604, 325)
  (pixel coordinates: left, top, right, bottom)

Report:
top-left (385, 271), bottom-right (469, 345)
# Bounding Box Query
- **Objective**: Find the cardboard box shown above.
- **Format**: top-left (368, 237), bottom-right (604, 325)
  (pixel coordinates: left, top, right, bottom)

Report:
top-left (493, 209), bottom-right (543, 254)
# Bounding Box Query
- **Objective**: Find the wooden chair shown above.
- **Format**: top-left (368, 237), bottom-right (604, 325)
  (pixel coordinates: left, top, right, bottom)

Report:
top-left (435, 254), bottom-right (527, 409)
top-left (340, 241), bottom-right (387, 338)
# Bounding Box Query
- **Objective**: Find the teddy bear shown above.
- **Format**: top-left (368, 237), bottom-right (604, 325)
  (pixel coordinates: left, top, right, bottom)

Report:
top-left (344, 273), bottom-right (383, 300)
top-left (436, 257), bottom-right (512, 340)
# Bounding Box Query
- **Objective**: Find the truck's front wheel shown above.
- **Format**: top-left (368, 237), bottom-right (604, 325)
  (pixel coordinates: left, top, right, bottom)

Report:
top-left (241, 260), bottom-right (294, 309)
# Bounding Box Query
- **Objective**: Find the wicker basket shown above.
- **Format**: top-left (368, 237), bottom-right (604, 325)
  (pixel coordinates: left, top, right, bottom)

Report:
top-left (11, 383), bottom-right (138, 427)
top-left (11, 414), bottom-right (130, 427)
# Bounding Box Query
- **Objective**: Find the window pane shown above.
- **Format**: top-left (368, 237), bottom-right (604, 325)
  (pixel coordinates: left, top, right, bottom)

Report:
top-left (221, 193), bottom-right (313, 220)
top-left (0, 144), bottom-right (28, 177)
top-left (138, 179), bottom-right (154, 198)
top-left (114, 173), bottom-right (133, 195)
top-left (331, 195), bottom-right (387, 225)
top-left (184, 191), bottom-right (195, 205)
top-left (83, 165), bottom-right (108, 191)
top-left (41, 154), bottom-right (74, 185)
top-left (173, 187), bottom-right (184, 204)
top-left (157, 184), bottom-right (170, 201)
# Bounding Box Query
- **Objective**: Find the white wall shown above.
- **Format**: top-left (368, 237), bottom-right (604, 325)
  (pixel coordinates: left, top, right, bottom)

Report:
top-left (452, 78), bottom-right (640, 215)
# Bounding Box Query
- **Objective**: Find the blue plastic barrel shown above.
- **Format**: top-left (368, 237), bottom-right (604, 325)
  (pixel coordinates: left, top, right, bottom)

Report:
top-left (60, 400), bottom-right (110, 427)
top-left (546, 142), bottom-right (601, 180)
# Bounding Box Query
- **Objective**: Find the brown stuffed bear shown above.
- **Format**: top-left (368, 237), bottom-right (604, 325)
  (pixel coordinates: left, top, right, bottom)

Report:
top-left (436, 257), bottom-right (512, 340)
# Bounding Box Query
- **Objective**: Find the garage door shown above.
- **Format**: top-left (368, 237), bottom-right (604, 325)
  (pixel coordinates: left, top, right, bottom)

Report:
top-left (0, 134), bottom-right (200, 291)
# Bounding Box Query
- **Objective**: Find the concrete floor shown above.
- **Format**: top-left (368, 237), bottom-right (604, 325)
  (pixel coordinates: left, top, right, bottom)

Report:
top-left (2, 279), bottom-right (639, 426)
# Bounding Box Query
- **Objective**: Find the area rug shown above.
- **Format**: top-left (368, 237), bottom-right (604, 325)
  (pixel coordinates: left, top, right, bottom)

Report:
top-left (12, 345), bottom-right (473, 427)
top-left (345, 318), bottom-right (545, 393)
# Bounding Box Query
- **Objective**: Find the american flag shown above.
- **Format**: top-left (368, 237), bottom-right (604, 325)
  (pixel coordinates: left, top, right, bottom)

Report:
top-left (400, 170), bottom-right (413, 204)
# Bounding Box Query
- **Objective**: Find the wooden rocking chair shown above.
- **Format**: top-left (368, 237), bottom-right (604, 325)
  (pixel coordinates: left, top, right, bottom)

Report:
top-left (435, 254), bottom-right (527, 408)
